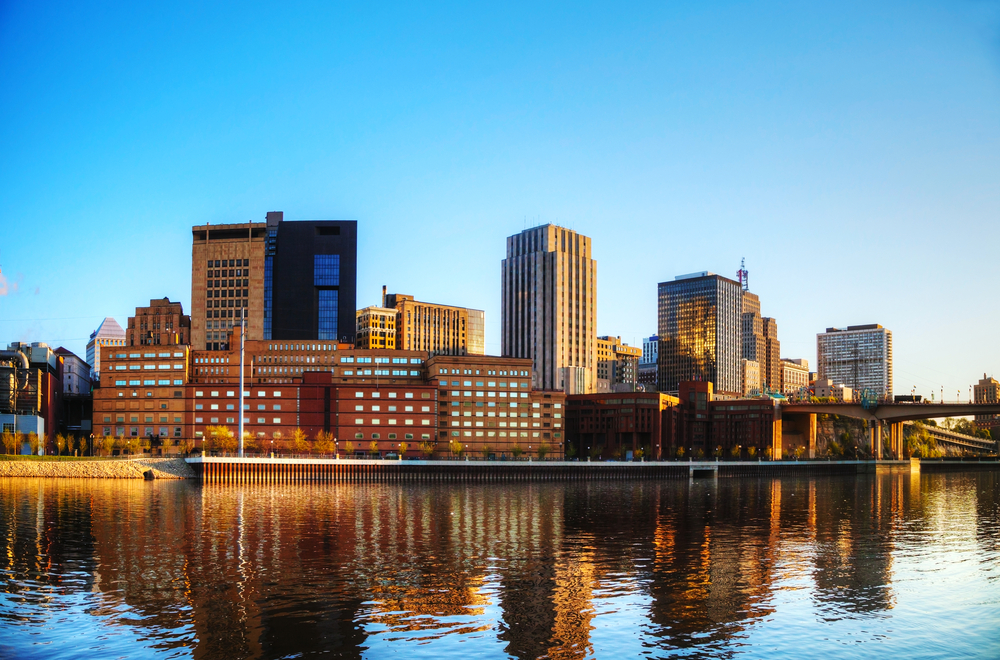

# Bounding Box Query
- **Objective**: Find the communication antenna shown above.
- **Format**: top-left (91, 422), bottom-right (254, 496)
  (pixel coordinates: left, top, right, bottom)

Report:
top-left (736, 258), bottom-right (749, 292)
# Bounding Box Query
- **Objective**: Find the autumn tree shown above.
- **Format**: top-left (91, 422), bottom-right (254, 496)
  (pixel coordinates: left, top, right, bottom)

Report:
top-left (55, 433), bottom-right (67, 456)
top-left (314, 430), bottom-right (334, 455)
top-left (1, 429), bottom-right (15, 454)
top-left (291, 428), bottom-right (309, 455)
top-left (368, 439), bottom-right (379, 456)
top-left (397, 441), bottom-right (409, 458)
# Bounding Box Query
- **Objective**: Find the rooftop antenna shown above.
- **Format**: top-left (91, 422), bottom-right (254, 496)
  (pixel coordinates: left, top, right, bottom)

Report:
top-left (737, 257), bottom-right (749, 292)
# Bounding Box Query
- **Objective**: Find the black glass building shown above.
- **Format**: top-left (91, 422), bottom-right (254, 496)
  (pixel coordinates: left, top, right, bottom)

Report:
top-left (657, 272), bottom-right (743, 395)
top-left (266, 212), bottom-right (357, 344)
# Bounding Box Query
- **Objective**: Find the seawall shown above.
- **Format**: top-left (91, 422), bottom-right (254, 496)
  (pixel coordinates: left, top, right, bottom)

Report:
top-left (0, 457), bottom-right (195, 479)
top-left (187, 457), bottom-right (914, 483)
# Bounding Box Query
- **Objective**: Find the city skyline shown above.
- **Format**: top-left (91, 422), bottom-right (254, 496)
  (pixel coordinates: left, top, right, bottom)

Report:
top-left (2, 2), bottom-right (998, 400)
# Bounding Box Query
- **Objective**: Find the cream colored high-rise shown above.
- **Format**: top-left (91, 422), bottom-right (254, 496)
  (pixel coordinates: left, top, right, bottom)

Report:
top-left (502, 225), bottom-right (596, 392)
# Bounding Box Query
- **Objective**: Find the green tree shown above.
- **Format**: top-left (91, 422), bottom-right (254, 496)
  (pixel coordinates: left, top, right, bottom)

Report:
top-left (480, 443), bottom-right (492, 459)
top-left (565, 443), bottom-right (577, 459)
top-left (511, 444), bottom-right (524, 458)
top-left (537, 442), bottom-right (550, 459)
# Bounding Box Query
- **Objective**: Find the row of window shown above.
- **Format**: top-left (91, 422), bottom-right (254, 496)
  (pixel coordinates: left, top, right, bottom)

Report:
top-left (352, 418), bottom-right (432, 426)
top-left (103, 427), bottom-right (182, 437)
top-left (342, 369), bottom-right (420, 376)
top-left (113, 352), bottom-right (185, 359)
top-left (115, 379), bottom-right (185, 386)
top-left (113, 364), bottom-right (184, 371)
top-left (208, 259), bottom-right (249, 268)
top-left (439, 380), bottom-right (529, 388)
top-left (354, 391), bottom-right (430, 399)
top-left (439, 368), bottom-right (528, 376)
top-left (355, 405), bottom-right (431, 412)
top-left (104, 415), bottom-right (183, 423)
top-left (353, 432), bottom-right (431, 440)
top-left (444, 390), bottom-right (530, 399)
top-left (341, 357), bottom-right (423, 364)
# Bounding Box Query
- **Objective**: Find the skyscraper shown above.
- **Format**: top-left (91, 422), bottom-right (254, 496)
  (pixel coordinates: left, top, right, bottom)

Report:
top-left (385, 293), bottom-right (485, 356)
top-left (762, 317), bottom-right (781, 391)
top-left (657, 272), bottom-right (743, 395)
top-left (502, 225), bottom-right (596, 392)
top-left (817, 324), bottom-right (893, 399)
top-left (191, 211), bottom-right (357, 350)
top-left (86, 317), bottom-right (126, 378)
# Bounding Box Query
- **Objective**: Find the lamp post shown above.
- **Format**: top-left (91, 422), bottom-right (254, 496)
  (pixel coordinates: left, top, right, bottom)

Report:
top-left (89, 434), bottom-right (94, 457)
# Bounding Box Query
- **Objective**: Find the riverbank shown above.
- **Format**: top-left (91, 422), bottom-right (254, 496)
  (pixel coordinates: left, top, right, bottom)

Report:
top-left (0, 457), bottom-right (195, 479)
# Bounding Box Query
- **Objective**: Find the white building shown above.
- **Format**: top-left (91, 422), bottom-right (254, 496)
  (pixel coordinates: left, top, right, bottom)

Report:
top-left (781, 358), bottom-right (810, 395)
top-left (86, 317), bottom-right (126, 378)
top-left (817, 324), bottom-right (892, 399)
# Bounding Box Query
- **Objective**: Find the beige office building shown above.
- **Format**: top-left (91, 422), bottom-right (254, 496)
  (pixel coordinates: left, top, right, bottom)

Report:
top-left (596, 336), bottom-right (642, 392)
top-left (356, 306), bottom-right (397, 350)
top-left (385, 293), bottom-right (484, 356)
top-left (974, 374), bottom-right (1000, 435)
top-left (782, 358), bottom-right (810, 395)
top-left (502, 225), bottom-right (596, 392)
top-left (191, 222), bottom-right (267, 350)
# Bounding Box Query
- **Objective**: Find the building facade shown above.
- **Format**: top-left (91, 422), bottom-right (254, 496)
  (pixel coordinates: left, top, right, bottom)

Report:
top-left (742, 359), bottom-right (760, 396)
top-left (781, 358), bottom-right (810, 396)
top-left (126, 298), bottom-right (191, 348)
top-left (191, 212), bottom-right (358, 350)
top-left (813, 378), bottom-right (853, 402)
top-left (86, 317), bottom-right (126, 378)
top-left (501, 225), bottom-right (597, 393)
top-left (973, 374), bottom-right (1000, 436)
top-left (762, 317), bottom-right (781, 392)
top-left (355, 306), bottom-right (397, 350)
top-left (55, 347), bottom-right (92, 437)
top-left (817, 324), bottom-right (893, 399)
top-left (657, 272), bottom-right (743, 395)
top-left (191, 221), bottom-right (266, 350)
top-left (595, 336), bottom-right (642, 392)
top-left (385, 293), bottom-right (485, 356)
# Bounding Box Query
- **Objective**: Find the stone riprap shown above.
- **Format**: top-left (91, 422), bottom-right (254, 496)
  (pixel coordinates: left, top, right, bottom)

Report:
top-left (0, 457), bottom-right (195, 479)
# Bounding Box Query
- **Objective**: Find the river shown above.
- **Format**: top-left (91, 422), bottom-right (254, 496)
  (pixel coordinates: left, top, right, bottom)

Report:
top-left (0, 471), bottom-right (997, 659)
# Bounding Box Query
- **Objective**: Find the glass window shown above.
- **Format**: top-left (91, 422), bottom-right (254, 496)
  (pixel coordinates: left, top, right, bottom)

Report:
top-left (318, 289), bottom-right (338, 340)
top-left (313, 254), bottom-right (340, 286)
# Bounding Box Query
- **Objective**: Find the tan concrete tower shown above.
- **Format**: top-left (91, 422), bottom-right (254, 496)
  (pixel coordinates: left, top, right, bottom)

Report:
top-left (501, 224), bottom-right (597, 393)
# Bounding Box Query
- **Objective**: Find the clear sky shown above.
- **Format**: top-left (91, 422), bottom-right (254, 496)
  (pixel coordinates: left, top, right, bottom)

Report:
top-left (1, 1), bottom-right (998, 400)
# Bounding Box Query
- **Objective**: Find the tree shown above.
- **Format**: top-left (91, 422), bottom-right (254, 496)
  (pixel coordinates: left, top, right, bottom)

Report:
top-left (695, 448), bottom-right (705, 460)
top-left (729, 445), bottom-right (740, 460)
top-left (675, 446), bottom-right (685, 459)
top-left (368, 439), bottom-right (379, 456)
top-left (27, 432), bottom-right (39, 456)
top-left (537, 442), bottom-right (550, 460)
top-left (565, 443), bottom-right (577, 459)
top-left (13, 431), bottom-right (24, 455)
top-left (449, 439), bottom-right (463, 459)
top-left (764, 446), bottom-right (773, 460)
top-left (55, 433), bottom-right (67, 456)
top-left (419, 440), bottom-right (434, 458)
top-left (511, 444), bottom-right (524, 458)
top-left (208, 426), bottom-right (236, 454)
top-left (272, 431), bottom-right (284, 454)
top-left (314, 431), bottom-right (334, 456)
top-left (243, 431), bottom-right (258, 454)
top-left (291, 428), bottom-right (309, 455)
top-left (747, 446), bottom-right (757, 458)
top-left (398, 441), bottom-right (409, 457)
top-left (480, 443), bottom-right (492, 459)
top-left (1, 429), bottom-right (15, 455)
top-left (99, 434), bottom-right (113, 456)
top-left (344, 440), bottom-right (355, 456)
top-left (794, 446), bottom-right (805, 460)
top-left (588, 444), bottom-right (603, 460)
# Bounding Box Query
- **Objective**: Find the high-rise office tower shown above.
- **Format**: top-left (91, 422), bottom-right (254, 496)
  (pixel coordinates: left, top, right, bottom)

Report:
top-left (817, 324), bottom-right (893, 399)
top-left (657, 272), bottom-right (743, 395)
top-left (191, 212), bottom-right (357, 350)
top-left (762, 317), bottom-right (781, 391)
top-left (502, 225), bottom-right (597, 392)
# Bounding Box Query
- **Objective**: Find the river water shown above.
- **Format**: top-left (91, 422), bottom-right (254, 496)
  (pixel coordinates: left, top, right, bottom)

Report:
top-left (0, 471), bottom-right (997, 659)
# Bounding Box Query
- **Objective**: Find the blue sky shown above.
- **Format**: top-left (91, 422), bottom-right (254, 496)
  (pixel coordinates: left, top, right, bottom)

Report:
top-left (1, 1), bottom-right (998, 399)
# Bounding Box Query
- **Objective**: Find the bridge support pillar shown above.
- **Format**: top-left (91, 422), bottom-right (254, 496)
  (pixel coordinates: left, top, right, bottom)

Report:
top-left (871, 423), bottom-right (882, 460)
top-left (890, 422), bottom-right (904, 458)
top-left (808, 414), bottom-right (817, 459)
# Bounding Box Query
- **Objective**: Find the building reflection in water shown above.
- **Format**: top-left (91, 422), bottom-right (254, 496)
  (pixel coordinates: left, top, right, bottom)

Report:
top-left (0, 471), bottom-right (995, 659)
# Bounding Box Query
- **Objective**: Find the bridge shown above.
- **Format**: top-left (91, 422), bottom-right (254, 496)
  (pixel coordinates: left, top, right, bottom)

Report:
top-left (778, 402), bottom-right (1000, 459)
top-left (902, 421), bottom-right (997, 454)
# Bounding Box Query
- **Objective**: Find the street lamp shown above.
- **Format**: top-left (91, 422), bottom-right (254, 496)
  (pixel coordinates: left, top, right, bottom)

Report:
top-left (89, 434), bottom-right (94, 457)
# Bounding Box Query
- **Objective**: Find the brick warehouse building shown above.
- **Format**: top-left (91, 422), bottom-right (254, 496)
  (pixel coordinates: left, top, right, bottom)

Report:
top-left (94, 308), bottom-right (565, 458)
top-left (564, 381), bottom-right (783, 460)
